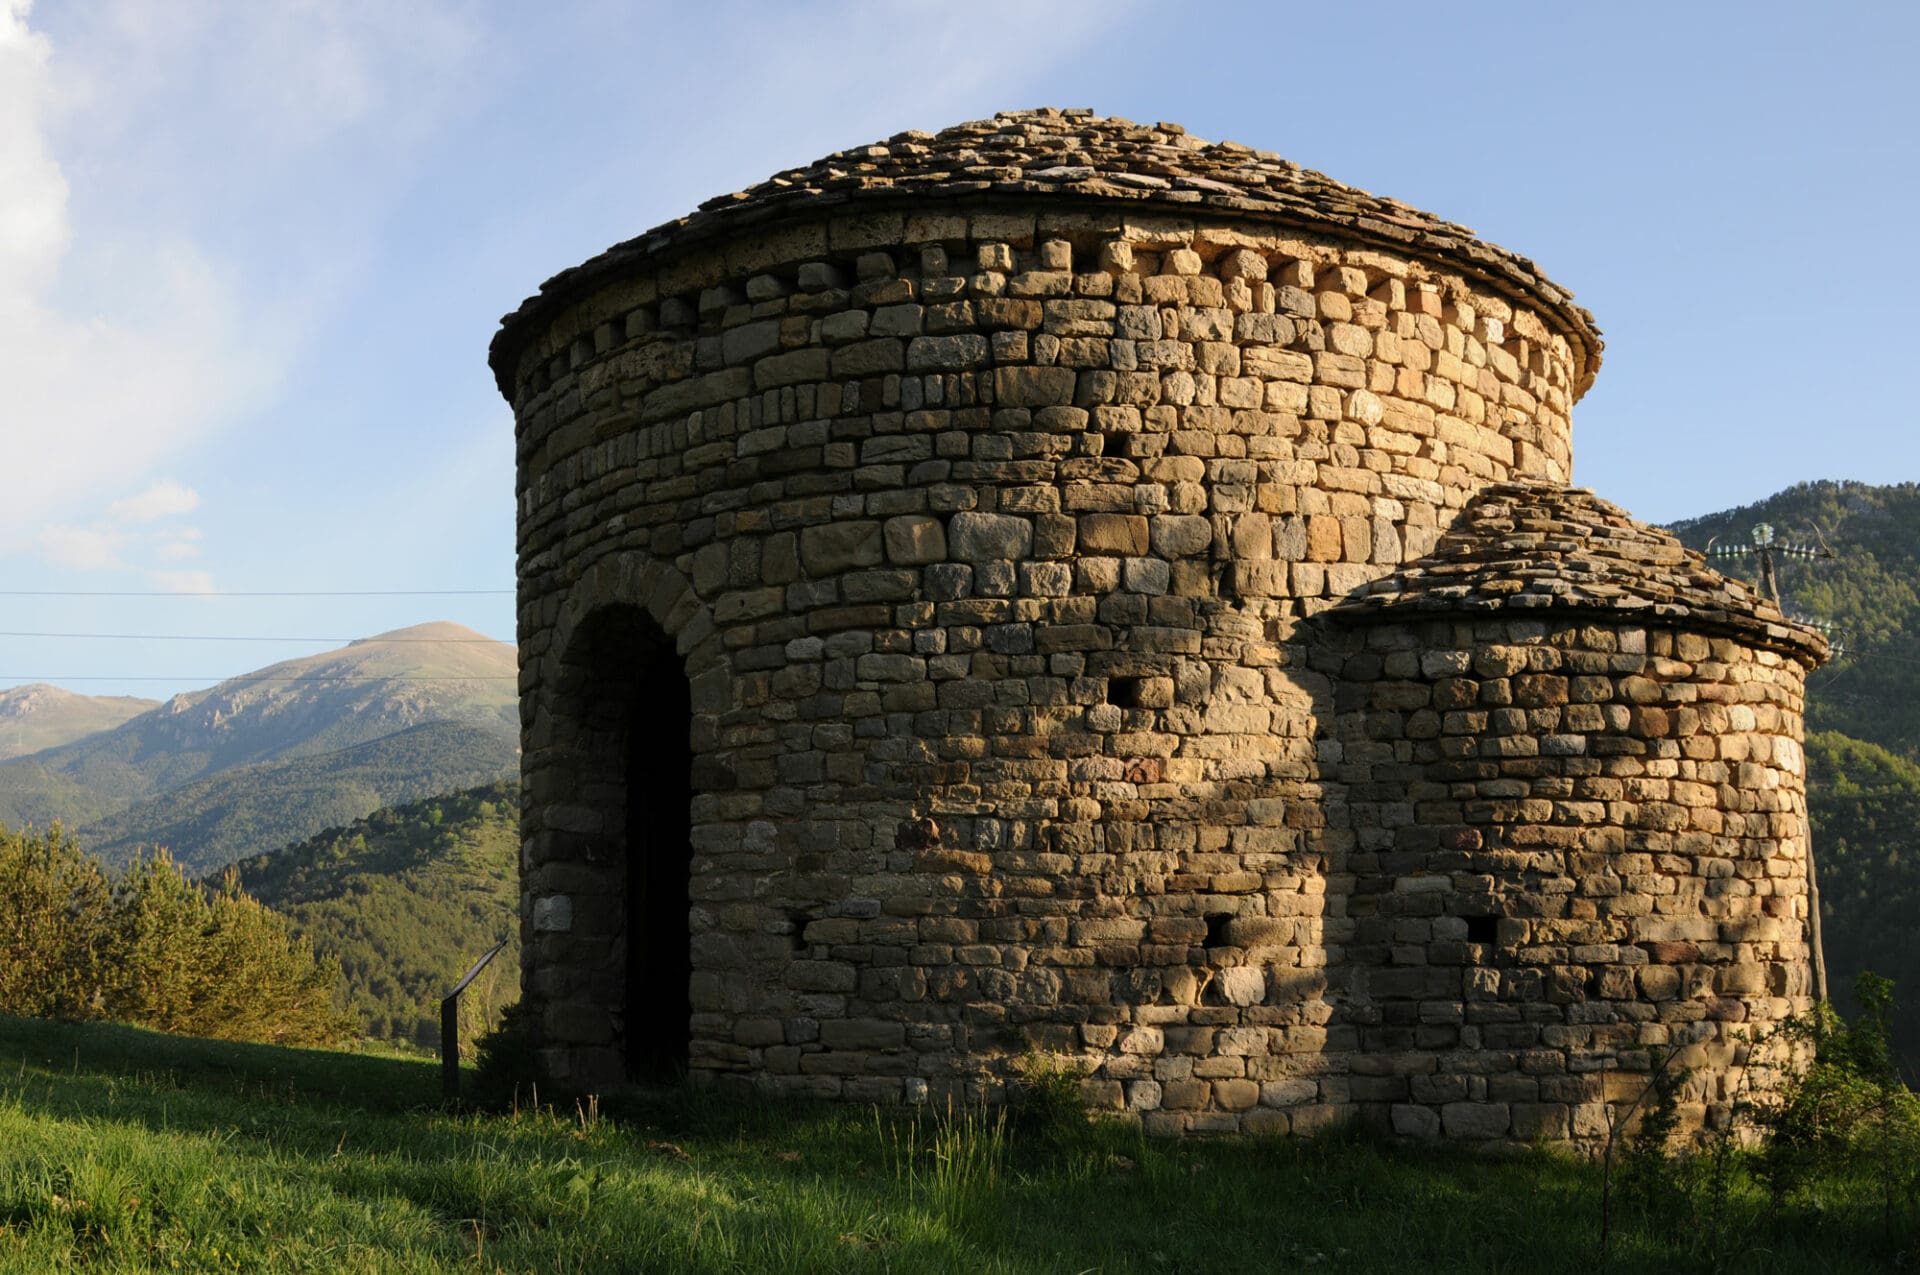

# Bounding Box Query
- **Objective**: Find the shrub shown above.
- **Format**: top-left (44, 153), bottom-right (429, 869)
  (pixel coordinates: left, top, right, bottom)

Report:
top-left (1750, 972), bottom-right (1920, 1219)
top-left (1010, 1048), bottom-right (1095, 1147)
top-left (472, 999), bottom-right (540, 1107)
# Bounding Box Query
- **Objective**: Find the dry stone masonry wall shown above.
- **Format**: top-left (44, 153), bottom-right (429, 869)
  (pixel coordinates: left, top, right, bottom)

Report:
top-left (1330, 484), bottom-right (1821, 1140)
top-left (496, 110), bottom-right (1822, 1146)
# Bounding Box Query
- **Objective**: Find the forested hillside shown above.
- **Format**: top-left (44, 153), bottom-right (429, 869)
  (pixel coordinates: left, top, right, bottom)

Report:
top-left (232, 782), bottom-right (520, 1048)
top-left (0, 823), bottom-right (353, 1047)
top-left (80, 719), bottom-right (517, 876)
top-left (1805, 732), bottom-right (1920, 1064)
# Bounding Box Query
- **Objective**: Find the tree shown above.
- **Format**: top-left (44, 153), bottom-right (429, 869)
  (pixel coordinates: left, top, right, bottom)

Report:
top-left (0, 823), bottom-right (354, 1048)
top-left (0, 823), bottom-right (110, 1019)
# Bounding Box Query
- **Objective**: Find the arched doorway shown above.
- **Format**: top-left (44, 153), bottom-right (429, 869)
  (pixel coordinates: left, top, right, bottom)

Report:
top-left (553, 605), bottom-right (693, 1081)
top-left (624, 640), bottom-right (692, 1079)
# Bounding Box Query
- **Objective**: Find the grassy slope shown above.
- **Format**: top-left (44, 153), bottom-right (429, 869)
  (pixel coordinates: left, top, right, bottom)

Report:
top-left (231, 782), bottom-right (521, 1047)
top-left (0, 1015), bottom-right (1908, 1273)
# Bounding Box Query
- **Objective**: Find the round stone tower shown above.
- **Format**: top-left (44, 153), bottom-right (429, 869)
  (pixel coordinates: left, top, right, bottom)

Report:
top-left (492, 108), bottom-right (1817, 1143)
top-left (1328, 481), bottom-right (1824, 1140)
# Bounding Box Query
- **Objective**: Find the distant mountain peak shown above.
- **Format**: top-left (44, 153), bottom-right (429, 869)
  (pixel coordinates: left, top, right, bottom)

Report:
top-left (352, 621), bottom-right (507, 646)
top-left (0, 684), bottom-right (161, 761)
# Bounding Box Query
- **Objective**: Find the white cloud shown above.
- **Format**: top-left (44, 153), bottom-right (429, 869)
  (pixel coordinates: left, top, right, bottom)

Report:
top-left (0, 3), bottom-right (253, 558)
top-left (38, 523), bottom-right (126, 571)
top-left (0, 0), bottom-right (66, 297)
top-left (147, 568), bottom-right (214, 595)
top-left (109, 479), bottom-right (200, 523)
top-left (154, 533), bottom-right (202, 561)
top-left (0, 1), bottom-right (480, 563)
top-left (35, 505), bottom-right (207, 573)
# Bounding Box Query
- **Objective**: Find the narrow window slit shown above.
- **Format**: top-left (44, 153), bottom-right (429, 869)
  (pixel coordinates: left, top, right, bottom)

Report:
top-left (785, 909), bottom-right (815, 952)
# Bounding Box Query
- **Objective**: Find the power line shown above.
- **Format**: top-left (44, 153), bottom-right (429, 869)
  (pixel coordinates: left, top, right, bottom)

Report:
top-left (0, 631), bottom-right (509, 643)
top-left (1, 675), bottom-right (518, 683)
top-left (0, 589), bottom-right (511, 598)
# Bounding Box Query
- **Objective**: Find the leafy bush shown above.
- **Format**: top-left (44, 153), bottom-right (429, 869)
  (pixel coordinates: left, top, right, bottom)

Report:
top-left (1009, 1048), bottom-right (1095, 1147)
top-left (1750, 973), bottom-right (1920, 1219)
top-left (1610, 975), bottom-right (1920, 1263)
top-left (0, 822), bottom-right (354, 1047)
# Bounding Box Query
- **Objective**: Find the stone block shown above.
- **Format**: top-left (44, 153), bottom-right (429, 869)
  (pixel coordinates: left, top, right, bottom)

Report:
top-left (907, 334), bottom-right (990, 370)
top-left (949, 512), bottom-right (1032, 561)
top-left (532, 895), bottom-right (573, 933)
top-left (722, 320), bottom-right (783, 364)
top-left (1214, 1079), bottom-right (1260, 1111)
top-left (994, 366), bottom-right (1077, 406)
top-left (754, 348), bottom-right (831, 388)
top-left (1160, 1080), bottom-right (1208, 1111)
top-left (1150, 514), bottom-right (1212, 558)
top-left (735, 1018), bottom-right (786, 1048)
top-left (831, 338), bottom-right (905, 376)
top-left (800, 522), bottom-right (883, 575)
top-left (1391, 1104), bottom-right (1441, 1138)
top-left (1510, 1103), bottom-right (1569, 1141)
top-left (1217, 967), bottom-right (1266, 1007)
top-left (1078, 513), bottom-right (1148, 555)
top-left (821, 1019), bottom-right (906, 1050)
top-left (884, 515), bottom-right (947, 564)
top-left (1441, 1102), bottom-right (1512, 1140)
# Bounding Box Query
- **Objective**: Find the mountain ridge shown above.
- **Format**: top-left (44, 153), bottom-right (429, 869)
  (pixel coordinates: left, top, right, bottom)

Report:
top-left (0, 622), bottom-right (519, 871)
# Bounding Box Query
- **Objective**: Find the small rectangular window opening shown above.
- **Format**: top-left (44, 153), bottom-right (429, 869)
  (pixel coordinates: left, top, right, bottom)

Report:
top-left (1108, 676), bottom-right (1145, 708)
top-left (1204, 912), bottom-right (1234, 948)
top-left (1464, 914), bottom-right (1499, 945)
top-left (785, 909), bottom-right (816, 952)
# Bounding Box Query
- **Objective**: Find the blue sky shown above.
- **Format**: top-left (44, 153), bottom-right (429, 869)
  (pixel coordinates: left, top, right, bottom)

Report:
top-left (1, 0), bottom-right (1914, 702)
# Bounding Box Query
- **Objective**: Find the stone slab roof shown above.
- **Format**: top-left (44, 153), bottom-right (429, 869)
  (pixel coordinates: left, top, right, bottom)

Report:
top-left (1333, 481), bottom-right (1828, 662)
top-left (491, 108), bottom-right (1600, 395)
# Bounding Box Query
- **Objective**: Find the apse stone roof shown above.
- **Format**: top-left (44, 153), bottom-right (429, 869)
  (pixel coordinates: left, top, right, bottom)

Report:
top-left (1334, 481), bottom-right (1828, 661)
top-left (491, 108), bottom-right (1600, 395)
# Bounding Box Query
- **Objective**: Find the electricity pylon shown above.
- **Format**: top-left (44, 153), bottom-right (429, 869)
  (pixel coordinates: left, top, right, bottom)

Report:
top-left (1706, 520), bottom-right (1831, 607)
top-left (1705, 519), bottom-right (1840, 1001)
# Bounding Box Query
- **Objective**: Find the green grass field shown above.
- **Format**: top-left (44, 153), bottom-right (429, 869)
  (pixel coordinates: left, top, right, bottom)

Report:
top-left (0, 1014), bottom-right (1908, 1273)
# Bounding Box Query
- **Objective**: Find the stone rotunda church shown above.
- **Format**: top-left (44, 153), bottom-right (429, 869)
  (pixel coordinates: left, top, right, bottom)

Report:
top-left (489, 109), bottom-right (1825, 1144)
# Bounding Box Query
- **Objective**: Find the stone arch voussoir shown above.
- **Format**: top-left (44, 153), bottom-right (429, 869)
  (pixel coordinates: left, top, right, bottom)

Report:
top-left (547, 553), bottom-right (723, 690)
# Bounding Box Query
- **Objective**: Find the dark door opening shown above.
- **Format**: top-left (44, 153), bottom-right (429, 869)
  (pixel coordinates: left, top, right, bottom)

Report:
top-left (624, 644), bottom-right (692, 1080)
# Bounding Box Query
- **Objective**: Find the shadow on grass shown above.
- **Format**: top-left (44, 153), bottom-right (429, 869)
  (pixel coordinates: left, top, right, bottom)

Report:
top-left (2, 1014), bottom-right (1913, 1274)
top-left (0, 1012), bottom-right (440, 1113)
